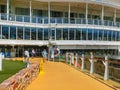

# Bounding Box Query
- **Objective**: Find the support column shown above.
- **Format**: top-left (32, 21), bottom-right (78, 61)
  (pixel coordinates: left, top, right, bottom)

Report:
top-left (102, 56), bottom-right (109, 80)
top-left (68, 3), bottom-right (70, 23)
top-left (48, 1), bottom-right (51, 61)
top-left (81, 54), bottom-right (85, 70)
top-left (85, 3), bottom-right (88, 24)
top-left (7, 0), bottom-right (10, 20)
top-left (114, 9), bottom-right (116, 25)
top-left (89, 53), bottom-right (94, 74)
top-left (30, 0), bottom-right (32, 23)
top-left (48, 1), bottom-right (50, 24)
top-left (101, 6), bottom-right (104, 24)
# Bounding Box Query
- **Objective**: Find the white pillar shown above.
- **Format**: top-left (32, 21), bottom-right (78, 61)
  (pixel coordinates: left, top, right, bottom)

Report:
top-left (103, 56), bottom-right (109, 80)
top-left (86, 3), bottom-right (88, 24)
top-left (48, 1), bottom-right (50, 24)
top-left (114, 9), bottom-right (116, 25)
top-left (101, 6), bottom-right (104, 24)
top-left (0, 54), bottom-right (2, 71)
top-left (30, 0), bottom-right (32, 23)
top-left (81, 54), bottom-right (85, 70)
top-left (89, 54), bottom-right (94, 74)
top-left (68, 3), bottom-right (70, 23)
top-left (7, 0), bottom-right (10, 20)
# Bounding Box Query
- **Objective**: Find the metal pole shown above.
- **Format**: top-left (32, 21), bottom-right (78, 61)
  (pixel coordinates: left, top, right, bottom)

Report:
top-left (81, 54), bottom-right (85, 70)
top-left (103, 56), bottom-right (109, 80)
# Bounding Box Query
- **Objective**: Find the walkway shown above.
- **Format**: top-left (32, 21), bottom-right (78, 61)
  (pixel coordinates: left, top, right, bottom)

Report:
top-left (26, 61), bottom-right (114, 90)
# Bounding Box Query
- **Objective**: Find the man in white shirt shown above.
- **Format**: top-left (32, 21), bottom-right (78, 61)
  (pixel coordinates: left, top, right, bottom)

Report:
top-left (0, 50), bottom-right (4, 71)
top-left (24, 50), bottom-right (30, 68)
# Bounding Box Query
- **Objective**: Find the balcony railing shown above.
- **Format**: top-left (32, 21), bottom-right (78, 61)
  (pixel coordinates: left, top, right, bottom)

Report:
top-left (0, 13), bottom-right (120, 27)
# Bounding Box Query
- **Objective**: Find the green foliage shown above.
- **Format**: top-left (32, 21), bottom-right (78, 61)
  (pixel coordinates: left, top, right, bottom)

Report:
top-left (0, 60), bottom-right (26, 83)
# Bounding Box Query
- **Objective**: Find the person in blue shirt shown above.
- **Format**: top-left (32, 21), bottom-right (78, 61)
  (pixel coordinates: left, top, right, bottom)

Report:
top-left (42, 49), bottom-right (47, 62)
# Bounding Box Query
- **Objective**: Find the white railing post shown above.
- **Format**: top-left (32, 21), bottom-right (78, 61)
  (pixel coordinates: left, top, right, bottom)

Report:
top-left (89, 53), bottom-right (94, 74)
top-left (102, 56), bottom-right (109, 80)
top-left (81, 54), bottom-right (85, 70)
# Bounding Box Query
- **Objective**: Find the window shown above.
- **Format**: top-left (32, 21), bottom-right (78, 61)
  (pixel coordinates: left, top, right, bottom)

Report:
top-left (56, 28), bottom-right (62, 40)
top-left (2, 25), bottom-right (9, 39)
top-left (69, 28), bottom-right (75, 40)
top-left (82, 28), bottom-right (87, 40)
top-left (88, 29), bottom-right (93, 40)
top-left (15, 8), bottom-right (29, 15)
top-left (31, 28), bottom-right (36, 40)
top-left (38, 28), bottom-right (43, 40)
top-left (44, 28), bottom-right (48, 40)
top-left (93, 29), bottom-right (98, 40)
top-left (10, 26), bottom-right (16, 39)
top-left (76, 28), bottom-right (81, 40)
top-left (24, 27), bottom-right (30, 40)
top-left (63, 28), bottom-right (68, 40)
top-left (17, 27), bottom-right (23, 40)
top-left (98, 30), bottom-right (103, 40)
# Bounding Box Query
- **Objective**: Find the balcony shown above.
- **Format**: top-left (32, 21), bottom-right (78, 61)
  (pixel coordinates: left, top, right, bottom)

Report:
top-left (0, 13), bottom-right (120, 28)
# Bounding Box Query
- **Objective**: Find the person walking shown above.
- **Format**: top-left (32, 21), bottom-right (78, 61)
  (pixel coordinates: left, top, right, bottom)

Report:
top-left (24, 49), bottom-right (30, 68)
top-left (31, 48), bottom-right (36, 57)
top-left (42, 49), bottom-right (47, 62)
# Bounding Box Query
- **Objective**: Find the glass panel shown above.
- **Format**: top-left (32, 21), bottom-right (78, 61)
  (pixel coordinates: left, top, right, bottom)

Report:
top-left (116, 31), bottom-right (120, 41)
top-left (88, 29), bottom-right (93, 40)
top-left (56, 28), bottom-right (61, 40)
top-left (2, 25), bottom-right (9, 39)
top-left (98, 30), bottom-right (103, 40)
top-left (70, 18), bottom-right (75, 24)
top-left (63, 28), bottom-right (68, 40)
top-left (112, 31), bottom-right (116, 41)
top-left (82, 28), bottom-right (87, 40)
top-left (24, 27), bottom-right (30, 40)
top-left (17, 27), bottom-right (23, 40)
top-left (24, 16), bottom-right (30, 22)
top-left (51, 29), bottom-right (55, 40)
top-left (103, 30), bottom-right (108, 41)
top-left (50, 18), bottom-right (55, 23)
top-left (56, 18), bottom-right (62, 23)
top-left (38, 18), bottom-right (43, 23)
top-left (32, 17), bottom-right (37, 23)
top-left (16, 15), bottom-right (23, 22)
top-left (10, 26), bottom-right (16, 39)
top-left (108, 30), bottom-right (112, 41)
top-left (76, 28), bottom-right (81, 40)
top-left (69, 28), bottom-right (75, 40)
top-left (44, 28), bottom-right (48, 40)
top-left (93, 29), bottom-right (98, 40)
top-left (38, 28), bottom-right (43, 40)
top-left (31, 28), bottom-right (36, 40)
top-left (1, 13), bottom-right (7, 20)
